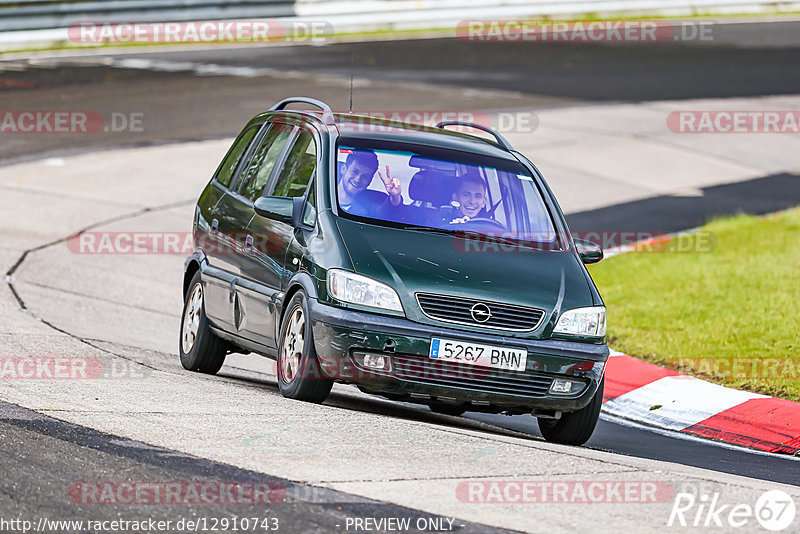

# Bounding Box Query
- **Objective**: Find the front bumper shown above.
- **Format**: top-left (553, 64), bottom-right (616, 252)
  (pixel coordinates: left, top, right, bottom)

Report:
top-left (309, 299), bottom-right (608, 414)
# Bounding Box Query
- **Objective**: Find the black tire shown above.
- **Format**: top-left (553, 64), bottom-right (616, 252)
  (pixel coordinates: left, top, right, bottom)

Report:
top-left (179, 271), bottom-right (227, 374)
top-left (429, 403), bottom-right (467, 417)
top-left (276, 291), bottom-right (333, 403)
top-left (538, 378), bottom-right (604, 446)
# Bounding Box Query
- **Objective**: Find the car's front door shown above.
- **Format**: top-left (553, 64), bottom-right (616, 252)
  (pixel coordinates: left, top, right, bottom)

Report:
top-left (239, 127), bottom-right (318, 348)
top-left (224, 121), bottom-right (295, 338)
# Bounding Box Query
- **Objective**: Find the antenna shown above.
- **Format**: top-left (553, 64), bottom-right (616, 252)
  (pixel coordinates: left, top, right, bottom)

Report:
top-left (348, 49), bottom-right (354, 114)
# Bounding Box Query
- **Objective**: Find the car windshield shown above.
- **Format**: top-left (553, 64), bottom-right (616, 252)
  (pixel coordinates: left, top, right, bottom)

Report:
top-left (335, 142), bottom-right (559, 245)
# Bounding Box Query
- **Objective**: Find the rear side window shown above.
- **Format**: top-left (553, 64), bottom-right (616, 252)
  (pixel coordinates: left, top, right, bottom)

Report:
top-left (238, 124), bottom-right (293, 203)
top-left (271, 131), bottom-right (317, 198)
top-left (215, 125), bottom-right (259, 188)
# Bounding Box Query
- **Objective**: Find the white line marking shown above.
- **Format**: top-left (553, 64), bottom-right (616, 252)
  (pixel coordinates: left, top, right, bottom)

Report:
top-left (603, 375), bottom-right (767, 431)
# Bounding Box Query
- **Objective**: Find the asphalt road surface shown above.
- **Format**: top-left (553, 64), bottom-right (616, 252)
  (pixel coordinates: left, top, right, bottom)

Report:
top-left (0, 401), bottom-right (508, 533)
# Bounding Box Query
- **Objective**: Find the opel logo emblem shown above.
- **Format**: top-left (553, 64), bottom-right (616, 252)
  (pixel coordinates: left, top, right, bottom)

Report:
top-left (470, 303), bottom-right (492, 323)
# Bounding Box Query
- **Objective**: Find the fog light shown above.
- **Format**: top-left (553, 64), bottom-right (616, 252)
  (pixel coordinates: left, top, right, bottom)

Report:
top-left (354, 352), bottom-right (392, 372)
top-left (549, 378), bottom-right (584, 395)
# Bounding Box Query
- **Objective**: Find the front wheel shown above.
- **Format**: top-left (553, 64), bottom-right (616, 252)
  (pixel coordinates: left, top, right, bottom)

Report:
top-left (538, 378), bottom-right (603, 446)
top-left (276, 291), bottom-right (333, 403)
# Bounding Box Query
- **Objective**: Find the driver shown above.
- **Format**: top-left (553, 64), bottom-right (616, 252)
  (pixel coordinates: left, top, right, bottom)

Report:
top-left (440, 172), bottom-right (489, 225)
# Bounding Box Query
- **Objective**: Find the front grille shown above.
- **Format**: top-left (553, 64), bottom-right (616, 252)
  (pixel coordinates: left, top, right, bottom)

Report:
top-left (415, 293), bottom-right (545, 331)
top-left (393, 355), bottom-right (553, 397)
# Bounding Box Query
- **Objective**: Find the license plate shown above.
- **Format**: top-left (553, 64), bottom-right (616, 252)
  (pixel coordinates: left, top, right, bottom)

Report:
top-left (429, 337), bottom-right (527, 372)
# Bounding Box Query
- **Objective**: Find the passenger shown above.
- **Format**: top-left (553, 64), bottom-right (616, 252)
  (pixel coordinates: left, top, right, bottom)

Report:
top-left (440, 172), bottom-right (489, 225)
top-left (338, 150), bottom-right (405, 219)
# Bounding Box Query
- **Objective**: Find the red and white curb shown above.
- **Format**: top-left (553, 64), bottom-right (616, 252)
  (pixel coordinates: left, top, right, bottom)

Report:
top-left (602, 350), bottom-right (800, 455)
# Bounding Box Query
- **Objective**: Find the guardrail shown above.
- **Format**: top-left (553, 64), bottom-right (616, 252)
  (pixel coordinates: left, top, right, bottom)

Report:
top-left (0, 0), bottom-right (797, 34)
top-left (0, 0), bottom-right (295, 32)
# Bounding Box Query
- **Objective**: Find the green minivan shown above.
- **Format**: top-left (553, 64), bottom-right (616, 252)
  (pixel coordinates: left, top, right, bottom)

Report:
top-left (180, 97), bottom-right (608, 445)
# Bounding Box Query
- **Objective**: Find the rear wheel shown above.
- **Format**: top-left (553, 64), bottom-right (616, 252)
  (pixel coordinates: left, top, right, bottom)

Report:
top-left (180, 271), bottom-right (227, 374)
top-left (538, 378), bottom-right (604, 446)
top-left (277, 291), bottom-right (333, 403)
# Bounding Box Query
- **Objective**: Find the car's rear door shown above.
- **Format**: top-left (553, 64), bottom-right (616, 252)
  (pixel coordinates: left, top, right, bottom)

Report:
top-left (198, 122), bottom-right (262, 329)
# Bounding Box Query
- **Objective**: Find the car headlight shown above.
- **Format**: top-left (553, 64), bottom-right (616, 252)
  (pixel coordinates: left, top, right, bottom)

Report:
top-left (554, 306), bottom-right (606, 337)
top-left (327, 269), bottom-right (403, 313)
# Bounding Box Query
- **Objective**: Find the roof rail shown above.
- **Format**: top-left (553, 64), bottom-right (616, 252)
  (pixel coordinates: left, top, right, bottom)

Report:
top-left (270, 97), bottom-right (335, 126)
top-left (435, 121), bottom-right (514, 151)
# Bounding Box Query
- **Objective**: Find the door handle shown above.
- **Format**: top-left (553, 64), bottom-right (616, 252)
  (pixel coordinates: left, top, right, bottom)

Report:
top-left (244, 234), bottom-right (254, 253)
top-left (211, 218), bottom-right (219, 233)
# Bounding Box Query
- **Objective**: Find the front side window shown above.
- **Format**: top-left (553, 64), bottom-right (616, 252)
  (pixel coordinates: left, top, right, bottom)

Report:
top-left (215, 125), bottom-right (259, 188)
top-left (238, 124), bottom-right (293, 203)
top-left (335, 142), bottom-right (558, 245)
top-left (271, 131), bottom-right (317, 198)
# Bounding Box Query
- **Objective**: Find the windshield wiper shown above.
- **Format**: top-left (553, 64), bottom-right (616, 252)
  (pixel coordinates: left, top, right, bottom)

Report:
top-left (398, 224), bottom-right (455, 236)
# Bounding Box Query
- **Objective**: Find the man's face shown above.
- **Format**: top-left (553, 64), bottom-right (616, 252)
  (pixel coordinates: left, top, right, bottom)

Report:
top-left (453, 181), bottom-right (487, 218)
top-left (341, 160), bottom-right (375, 197)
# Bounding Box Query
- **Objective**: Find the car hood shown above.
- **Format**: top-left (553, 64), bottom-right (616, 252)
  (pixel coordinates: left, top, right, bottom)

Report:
top-left (335, 218), bottom-right (595, 336)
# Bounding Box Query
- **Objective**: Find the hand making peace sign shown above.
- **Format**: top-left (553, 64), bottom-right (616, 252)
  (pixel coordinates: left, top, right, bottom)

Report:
top-left (376, 165), bottom-right (403, 206)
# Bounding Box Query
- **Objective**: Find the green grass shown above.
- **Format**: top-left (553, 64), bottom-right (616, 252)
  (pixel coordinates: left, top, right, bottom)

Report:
top-left (588, 208), bottom-right (800, 401)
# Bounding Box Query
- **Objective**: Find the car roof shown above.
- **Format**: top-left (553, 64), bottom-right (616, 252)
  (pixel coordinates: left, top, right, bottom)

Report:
top-left (253, 110), bottom-right (521, 163)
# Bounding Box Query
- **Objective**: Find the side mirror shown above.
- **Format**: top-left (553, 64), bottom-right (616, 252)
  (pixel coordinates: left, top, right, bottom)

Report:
top-left (574, 239), bottom-right (603, 264)
top-left (253, 196), bottom-right (305, 227)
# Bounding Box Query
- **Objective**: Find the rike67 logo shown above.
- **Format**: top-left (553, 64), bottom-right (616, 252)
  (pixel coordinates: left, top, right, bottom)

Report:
top-left (668, 489), bottom-right (796, 531)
